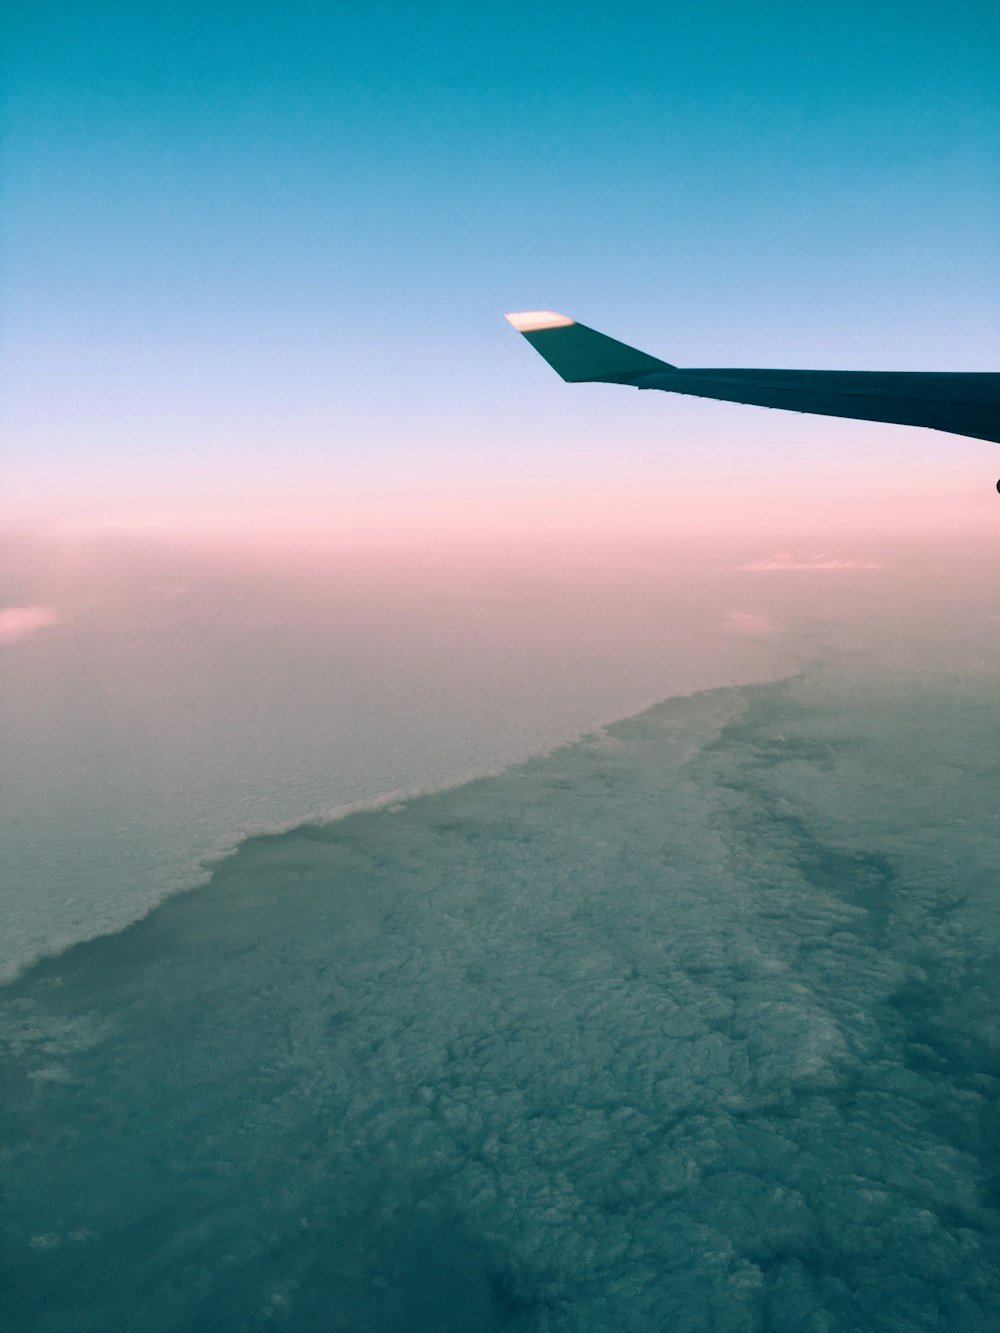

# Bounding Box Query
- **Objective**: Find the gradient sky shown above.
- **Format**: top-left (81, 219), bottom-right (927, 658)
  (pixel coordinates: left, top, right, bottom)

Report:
top-left (3, 1), bottom-right (999, 541)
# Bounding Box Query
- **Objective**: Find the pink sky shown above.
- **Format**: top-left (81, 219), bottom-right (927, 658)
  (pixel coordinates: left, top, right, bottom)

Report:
top-left (8, 459), bottom-right (998, 549)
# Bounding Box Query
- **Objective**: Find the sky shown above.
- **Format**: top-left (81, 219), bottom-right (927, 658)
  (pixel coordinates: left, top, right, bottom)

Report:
top-left (3, 0), bottom-right (999, 543)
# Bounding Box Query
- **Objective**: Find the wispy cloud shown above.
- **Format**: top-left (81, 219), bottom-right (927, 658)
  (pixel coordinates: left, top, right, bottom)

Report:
top-left (724, 610), bottom-right (777, 634)
top-left (0, 606), bottom-right (59, 645)
top-left (738, 553), bottom-right (883, 572)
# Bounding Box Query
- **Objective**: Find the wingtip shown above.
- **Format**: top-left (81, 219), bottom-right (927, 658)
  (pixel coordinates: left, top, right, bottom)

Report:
top-left (503, 310), bottom-right (576, 332)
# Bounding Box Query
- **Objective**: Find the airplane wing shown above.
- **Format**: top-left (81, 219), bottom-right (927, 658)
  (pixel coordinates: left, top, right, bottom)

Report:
top-left (504, 311), bottom-right (1000, 446)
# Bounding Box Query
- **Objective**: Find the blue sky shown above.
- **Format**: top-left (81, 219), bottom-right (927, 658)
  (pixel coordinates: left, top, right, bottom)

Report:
top-left (4, 1), bottom-right (998, 536)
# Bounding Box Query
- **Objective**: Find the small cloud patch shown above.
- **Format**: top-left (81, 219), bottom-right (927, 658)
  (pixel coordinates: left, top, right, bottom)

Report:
top-left (0, 606), bottom-right (59, 645)
top-left (739, 553), bottom-right (882, 572)
top-left (724, 611), bottom-right (777, 634)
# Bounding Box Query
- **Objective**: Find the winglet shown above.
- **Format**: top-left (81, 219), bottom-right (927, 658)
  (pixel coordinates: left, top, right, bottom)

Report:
top-left (504, 310), bottom-right (576, 332)
top-left (503, 310), bottom-right (674, 383)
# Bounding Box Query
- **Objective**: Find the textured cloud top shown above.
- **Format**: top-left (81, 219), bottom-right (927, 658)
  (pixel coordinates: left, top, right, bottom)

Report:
top-left (2, 668), bottom-right (998, 1329)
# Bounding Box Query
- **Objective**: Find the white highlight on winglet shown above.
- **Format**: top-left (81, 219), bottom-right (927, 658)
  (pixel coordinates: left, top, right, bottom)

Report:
top-left (503, 310), bottom-right (575, 332)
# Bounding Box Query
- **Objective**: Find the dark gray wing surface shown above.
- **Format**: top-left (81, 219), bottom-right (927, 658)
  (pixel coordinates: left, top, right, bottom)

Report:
top-left (504, 311), bottom-right (1000, 445)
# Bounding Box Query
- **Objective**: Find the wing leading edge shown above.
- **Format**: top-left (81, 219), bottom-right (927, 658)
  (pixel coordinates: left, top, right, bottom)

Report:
top-left (503, 311), bottom-right (1000, 446)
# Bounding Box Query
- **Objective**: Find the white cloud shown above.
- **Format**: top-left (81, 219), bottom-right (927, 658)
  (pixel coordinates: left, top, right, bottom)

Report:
top-left (0, 605), bottom-right (59, 644)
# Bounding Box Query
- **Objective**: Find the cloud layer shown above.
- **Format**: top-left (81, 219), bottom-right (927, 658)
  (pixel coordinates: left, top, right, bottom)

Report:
top-left (2, 668), bottom-right (998, 1330)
